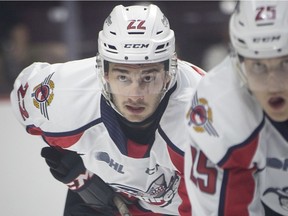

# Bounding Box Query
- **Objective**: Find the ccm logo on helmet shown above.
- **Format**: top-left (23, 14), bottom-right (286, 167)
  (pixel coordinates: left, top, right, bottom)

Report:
top-left (253, 35), bottom-right (281, 43)
top-left (124, 44), bottom-right (149, 48)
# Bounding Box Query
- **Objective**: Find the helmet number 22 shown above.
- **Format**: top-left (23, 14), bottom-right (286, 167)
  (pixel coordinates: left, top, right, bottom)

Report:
top-left (127, 20), bottom-right (146, 30)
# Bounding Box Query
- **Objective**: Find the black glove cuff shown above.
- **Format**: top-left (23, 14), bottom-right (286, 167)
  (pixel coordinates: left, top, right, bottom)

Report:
top-left (76, 174), bottom-right (116, 209)
top-left (53, 163), bottom-right (92, 190)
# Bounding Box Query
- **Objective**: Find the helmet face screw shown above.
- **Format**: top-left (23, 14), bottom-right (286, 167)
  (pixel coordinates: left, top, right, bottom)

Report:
top-left (145, 56), bottom-right (149, 60)
top-left (125, 56), bottom-right (128, 60)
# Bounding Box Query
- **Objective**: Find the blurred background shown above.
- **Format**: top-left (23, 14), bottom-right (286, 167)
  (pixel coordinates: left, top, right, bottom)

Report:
top-left (0, 1), bottom-right (236, 215)
top-left (0, 0), bottom-right (237, 96)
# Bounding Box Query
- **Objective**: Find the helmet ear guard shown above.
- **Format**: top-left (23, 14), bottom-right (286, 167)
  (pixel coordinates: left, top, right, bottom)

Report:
top-left (95, 54), bottom-right (111, 102)
top-left (164, 52), bottom-right (177, 92)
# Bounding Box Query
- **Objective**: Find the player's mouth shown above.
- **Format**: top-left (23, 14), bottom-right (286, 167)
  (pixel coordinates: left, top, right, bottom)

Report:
top-left (268, 96), bottom-right (286, 110)
top-left (126, 105), bottom-right (145, 114)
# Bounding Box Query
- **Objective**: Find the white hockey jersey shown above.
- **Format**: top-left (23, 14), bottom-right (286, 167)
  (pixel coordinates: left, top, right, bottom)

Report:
top-left (185, 56), bottom-right (288, 215)
top-left (10, 56), bottom-right (204, 215)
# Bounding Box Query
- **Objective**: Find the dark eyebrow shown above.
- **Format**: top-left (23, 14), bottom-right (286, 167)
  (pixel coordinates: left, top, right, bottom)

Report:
top-left (111, 68), bottom-right (129, 74)
top-left (141, 68), bottom-right (161, 74)
top-left (111, 67), bottom-right (161, 74)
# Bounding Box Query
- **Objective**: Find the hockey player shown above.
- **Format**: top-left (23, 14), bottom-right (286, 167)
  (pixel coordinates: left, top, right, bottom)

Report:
top-left (184, 0), bottom-right (288, 215)
top-left (10, 4), bottom-right (204, 216)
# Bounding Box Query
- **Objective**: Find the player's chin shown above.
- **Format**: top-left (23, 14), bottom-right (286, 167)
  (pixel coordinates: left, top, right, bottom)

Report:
top-left (265, 107), bottom-right (288, 122)
top-left (125, 114), bottom-right (147, 123)
top-left (267, 113), bottom-right (288, 122)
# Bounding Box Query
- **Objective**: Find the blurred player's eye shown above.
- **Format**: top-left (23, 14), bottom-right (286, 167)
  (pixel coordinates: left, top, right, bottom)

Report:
top-left (251, 62), bottom-right (267, 74)
top-left (281, 59), bottom-right (288, 71)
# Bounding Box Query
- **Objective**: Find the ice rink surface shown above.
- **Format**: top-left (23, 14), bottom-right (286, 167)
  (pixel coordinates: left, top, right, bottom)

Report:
top-left (0, 99), bottom-right (66, 216)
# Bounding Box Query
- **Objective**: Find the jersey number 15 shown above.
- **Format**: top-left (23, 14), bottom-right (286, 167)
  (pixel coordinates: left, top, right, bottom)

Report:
top-left (189, 146), bottom-right (218, 194)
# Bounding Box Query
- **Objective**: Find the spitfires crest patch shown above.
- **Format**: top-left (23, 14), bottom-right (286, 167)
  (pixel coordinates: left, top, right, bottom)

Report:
top-left (186, 92), bottom-right (219, 137)
top-left (31, 73), bottom-right (55, 120)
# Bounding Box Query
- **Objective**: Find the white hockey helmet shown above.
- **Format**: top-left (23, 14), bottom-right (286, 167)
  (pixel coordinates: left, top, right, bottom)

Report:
top-left (96, 4), bottom-right (177, 104)
top-left (229, 0), bottom-right (288, 59)
top-left (98, 4), bottom-right (175, 63)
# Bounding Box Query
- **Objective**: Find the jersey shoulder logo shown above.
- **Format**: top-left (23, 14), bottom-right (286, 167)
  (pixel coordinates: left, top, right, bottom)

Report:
top-left (186, 92), bottom-right (219, 137)
top-left (31, 73), bottom-right (55, 120)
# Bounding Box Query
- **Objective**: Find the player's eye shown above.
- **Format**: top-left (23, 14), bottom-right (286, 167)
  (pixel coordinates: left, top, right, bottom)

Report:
top-left (118, 75), bottom-right (128, 82)
top-left (251, 62), bottom-right (267, 75)
top-left (281, 59), bottom-right (288, 71)
top-left (142, 74), bottom-right (156, 83)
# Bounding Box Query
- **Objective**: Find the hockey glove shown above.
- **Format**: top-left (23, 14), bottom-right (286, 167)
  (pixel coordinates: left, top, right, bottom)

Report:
top-left (41, 146), bottom-right (131, 216)
top-left (41, 147), bottom-right (88, 187)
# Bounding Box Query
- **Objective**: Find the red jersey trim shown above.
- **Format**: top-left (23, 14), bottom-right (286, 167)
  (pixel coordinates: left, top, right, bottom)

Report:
top-left (218, 135), bottom-right (260, 216)
top-left (25, 118), bottom-right (102, 148)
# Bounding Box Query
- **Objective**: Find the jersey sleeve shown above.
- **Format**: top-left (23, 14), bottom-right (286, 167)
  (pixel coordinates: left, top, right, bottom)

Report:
top-left (10, 57), bottom-right (101, 148)
top-left (185, 57), bottom-right (266, 215)
top-left (186, 57), bottom-right (264, 166)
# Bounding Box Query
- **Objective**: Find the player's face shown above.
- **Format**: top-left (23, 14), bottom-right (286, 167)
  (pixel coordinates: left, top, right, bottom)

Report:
top-left (106, 62), bottom-right (170, 122)
top-left (243, 55), bottom-right (288, 122)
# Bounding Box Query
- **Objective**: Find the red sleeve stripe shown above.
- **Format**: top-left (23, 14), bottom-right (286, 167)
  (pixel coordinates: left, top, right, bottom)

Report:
top-left (217, 119), bottom-right (264, 215)
top-left (218, 118), bottom-right (264, 168)
top-left (191, 65), bottom-right (206, 76)
top-left (219, 165), bottom-right (257, 216)
top-left (25, 118), bottom-right (102, 148)
top-left (42, 132), bottom-right (84, 148)
top-left (158, 126), bottom-right (191, 216)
